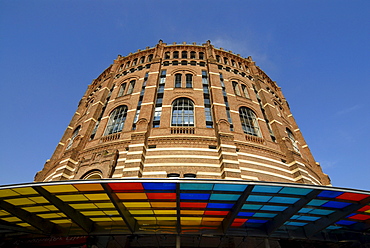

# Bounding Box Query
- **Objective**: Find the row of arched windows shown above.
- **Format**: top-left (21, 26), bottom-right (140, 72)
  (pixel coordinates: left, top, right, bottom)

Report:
top-left (164, 51), bottom-right (205, 60)
top-left (215, 55), bottom-right (249, 72)
top-left (102, 98), bottom-right (261, 137)
top-left (120, 54), bottom-right (154, 70)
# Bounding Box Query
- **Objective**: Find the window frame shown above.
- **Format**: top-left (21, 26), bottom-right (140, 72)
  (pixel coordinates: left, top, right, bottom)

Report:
top-left (104, 105), bottom-right (128, 135)
top-left (171, 98), bottom-right (195, 127)
top-left (239, 107), bottom-right (261, 137)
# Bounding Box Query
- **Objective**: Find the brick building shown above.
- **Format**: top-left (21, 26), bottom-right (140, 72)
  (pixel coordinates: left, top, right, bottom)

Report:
top-left (35, 40), bottom-right (330, 186)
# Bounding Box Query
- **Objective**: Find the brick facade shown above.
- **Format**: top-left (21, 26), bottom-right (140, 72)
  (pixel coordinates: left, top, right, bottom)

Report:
top-left (34, 40), bottom-right (330, 186)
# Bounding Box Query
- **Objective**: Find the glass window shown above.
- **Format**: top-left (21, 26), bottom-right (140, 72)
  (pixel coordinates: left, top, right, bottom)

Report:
top-left (190, 51), bottom-right (196, 59)
top-left (205, 107), bottom-right (212, 122)
top-left (181, 60), bottom-right (187, 65)
top-left (224, 57), bottom-right (228, 65)
top-left (182, 51), bottom-right (187, 58)
top-left (105, 106), bottom-right (128, 135)
top-left (132, 58), bottom-right (138, 66)
top-left (147, 54), bottom-right (153, 62)
top-left (199, 52), bottom-right (204, 60)
top-left (173, 51), bottom-right (179, 59)
top-left (127, 80), bottom-right (136, 94)
top-left (164, 52), bottom-right (170, 59)
top-left (232, 81), bottom-right (241, 96)
top-left (175, 74), bottom-right (182, 88)
top-left (118, 83), bottom-right (127, 97)
top-left (241, 84), bottom-right (249, 98)
top-left (158, 84), bottom-right (164, 93)
top-left (216, 55), bottom-right (220, 62)
top-left (186, 74), bottom-right (193, 88)
top-left (287, 128), bottom-right (300, 153)
top-left (66, 126), bottom-right (80, 150)
top-left (171, 98), bottom-right (194, 126)
top-left (139, 56), bottom-right (145, 64)
top-left (239, 107), bottom-right (260, 137)
top-left (154, 107), bottom-right (162, 121)
top-left (133, 110), bottom-right (140, 123)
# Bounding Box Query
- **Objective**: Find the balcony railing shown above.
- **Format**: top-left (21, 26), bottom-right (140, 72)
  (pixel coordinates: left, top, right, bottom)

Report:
top-left (171, 127), bottom-right (195, 134)
top-left (100, 133), bottom-right (121, 143)
top-left (245, 134), bottom-right (264, 144)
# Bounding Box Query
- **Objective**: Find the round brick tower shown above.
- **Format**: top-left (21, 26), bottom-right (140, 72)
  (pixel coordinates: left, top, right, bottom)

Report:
top-left (35, 40), bottom-right (330, 186)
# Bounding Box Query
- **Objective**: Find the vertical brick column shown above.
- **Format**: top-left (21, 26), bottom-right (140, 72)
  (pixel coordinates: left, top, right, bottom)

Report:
top-left (217, 120), bottom-right (241, 179)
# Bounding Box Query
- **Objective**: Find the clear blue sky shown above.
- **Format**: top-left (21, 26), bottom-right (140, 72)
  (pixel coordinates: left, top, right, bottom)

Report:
top-left (0, 1), bottom-right (369, 190)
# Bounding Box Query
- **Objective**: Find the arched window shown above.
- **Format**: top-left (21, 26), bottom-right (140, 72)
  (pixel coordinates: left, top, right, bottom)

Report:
top-left (171, 98), bottom-right (194, 126)
top-left (241, 84), bottom-right (249, 98)
top-left (182, 51), bottom-right (187, 58)
top-left (139, 56), bottom-right (145, 64)
top-left (164, 52), bottom-right (170, 59)
top-left (82, 170), bottom-right (103, 180)
top-left (66, 126), bottom-right (80, 150)
top-left (104, 105), bottom-right (128, 135)
top-left (190, 51), bottom-right (196, 59)
top-left (132, 58), bottom-right (138, 66)
top-left (199, 52), bottom-right (204, 60)
top-left (186, 74), bottom-right (193, 88)
top-left (239, 107), bottom-right (260, 137)
top-left (216, 55), bottom-right (221, 63)
top-left (175, 74), bottom-right (182, 88)
top-left (287, 128), bottom-right (300, 153)
top-left (127, 80), bottom-right (136, 94)
top-left (117, 82), bottom-right (127, 97)
top-left (232, 81), bottom-right (241, 96)
top-left (173, 51), bottom-right (179, 59)
top-left (147, 54), bottom-right (153, 62)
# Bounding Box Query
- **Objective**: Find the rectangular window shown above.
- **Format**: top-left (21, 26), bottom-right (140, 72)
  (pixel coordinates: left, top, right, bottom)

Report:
top-left (154, 107), bottom-right (162, 121)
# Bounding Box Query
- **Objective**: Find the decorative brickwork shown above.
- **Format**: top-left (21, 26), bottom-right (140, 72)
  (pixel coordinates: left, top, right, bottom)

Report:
top-left (35, 40), bottom-right (330, 186)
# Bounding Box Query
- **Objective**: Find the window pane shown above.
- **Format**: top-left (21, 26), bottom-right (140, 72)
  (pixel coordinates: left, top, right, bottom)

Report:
top-left (171, 98), bottom-right (194, 126)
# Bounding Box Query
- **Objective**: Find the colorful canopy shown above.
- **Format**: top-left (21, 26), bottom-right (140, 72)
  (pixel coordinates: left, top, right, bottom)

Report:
top-left (0, 179), bottom-right (369, 241)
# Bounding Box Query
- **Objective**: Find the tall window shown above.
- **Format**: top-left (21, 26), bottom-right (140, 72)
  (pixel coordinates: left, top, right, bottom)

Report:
top-left (147, 54), bottom-right (153, 62)
top-left (117, 83), bottom-right (127, 97)
top-left (232, 81), bottom-right (241, 96)
top-left (287, 128), bottom-right (300, 153)
top-left (175, 74), bottom-right (182, 88)
top-left (104, 106), bottom-right (128, 135)
top-left (127, 80), bottom-right (136, 94)
top-left (171, 98), bottom-right (194, 126)
top-left (190, 51), bottom-right (196, 59)
top-left (239, 107), bottom-right (260, 137)
top-left (182, 51), bottom-right (187, 58)
top-left (199, 52), bottom-right (204, 60)
top-left (66, 126), bottom-right (80, 150)
top-left (164, 52), bottom-right (170, 59)
top-left (173, 51), bottom-right (179, 59)
top-left (186, 74), bottom-right (193, 88)
top-left (241, 84), bottom-right (249, 98)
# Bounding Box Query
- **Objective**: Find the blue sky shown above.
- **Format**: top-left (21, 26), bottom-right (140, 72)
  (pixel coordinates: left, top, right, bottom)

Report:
top-left (0, 1), bottom-right (369, 190)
